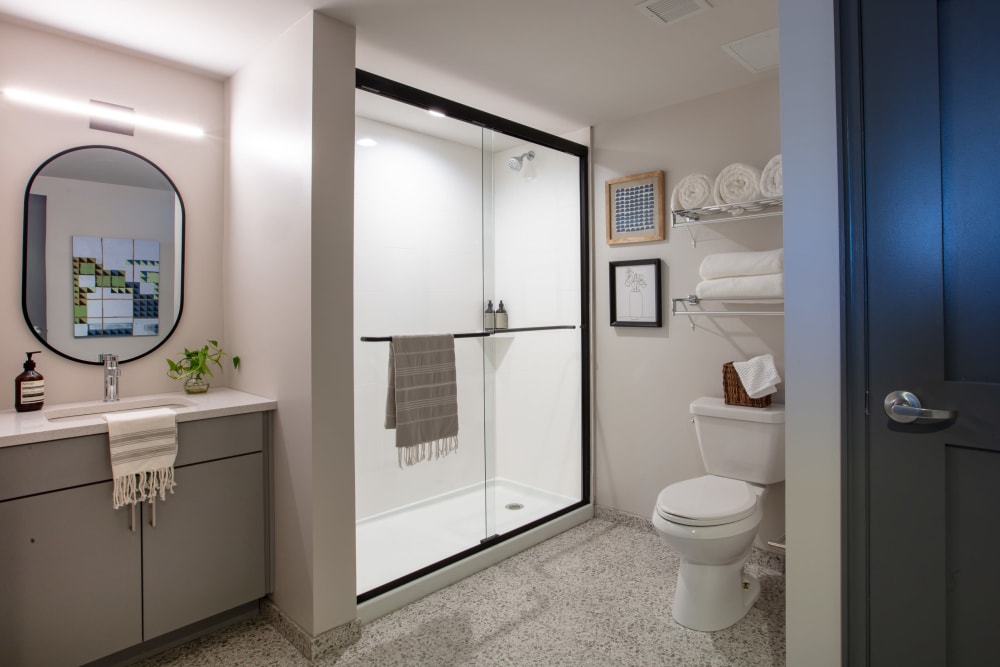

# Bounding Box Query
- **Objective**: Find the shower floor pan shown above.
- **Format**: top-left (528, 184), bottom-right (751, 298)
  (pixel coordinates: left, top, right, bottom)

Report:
top-left (357, 478), bottom-right (576, 594)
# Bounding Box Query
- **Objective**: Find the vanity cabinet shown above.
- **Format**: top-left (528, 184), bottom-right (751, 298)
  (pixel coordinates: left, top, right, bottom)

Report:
top-left (0, 480), bottom-right (142, 666)
top-left (0, 411), bottom-right (270, 667)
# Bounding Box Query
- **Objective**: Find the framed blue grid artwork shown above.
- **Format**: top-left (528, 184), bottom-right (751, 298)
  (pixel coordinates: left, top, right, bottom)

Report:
top-left (605, 170), bottom-right (665, 245)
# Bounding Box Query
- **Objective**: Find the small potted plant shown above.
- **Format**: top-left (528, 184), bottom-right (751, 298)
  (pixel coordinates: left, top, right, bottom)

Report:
top-left (166, 339), bottom-right (240, 394)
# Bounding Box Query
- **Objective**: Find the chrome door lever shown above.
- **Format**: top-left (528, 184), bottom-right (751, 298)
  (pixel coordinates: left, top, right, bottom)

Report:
top-left (884, 390), bottom-right (956, 424)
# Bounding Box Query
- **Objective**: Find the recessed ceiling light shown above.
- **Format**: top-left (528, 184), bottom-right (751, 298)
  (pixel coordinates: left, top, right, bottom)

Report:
top-left (356, 137), bottom-right (377, 147)
top-left (427, 109), bottom-right (446, 118)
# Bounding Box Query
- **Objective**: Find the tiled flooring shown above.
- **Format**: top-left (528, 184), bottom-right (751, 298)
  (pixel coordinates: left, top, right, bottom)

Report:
top-left (138, 516), bottom-right (785, 666)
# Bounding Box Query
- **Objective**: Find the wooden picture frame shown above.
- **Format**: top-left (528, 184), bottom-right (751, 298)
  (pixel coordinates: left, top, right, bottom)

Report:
top-left (610, 259), bottom-right (662, 327)
top-left (605, 170), bottom-right (665, 245)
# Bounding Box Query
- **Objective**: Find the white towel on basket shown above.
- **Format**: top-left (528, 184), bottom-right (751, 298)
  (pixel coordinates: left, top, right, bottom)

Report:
top-left (713, 163), bottom-right (763, 210)
top-left (699, 249), bottom-right (784, 281)
top-left (695, 273), bottom-right (784, 300)
top-left (670, 173), bottom-right (714, 211)
top-left (733, 354), bottom-right (782, 399)
top-left (105, 407), bottom-right (178, 509)
top-left (759, 154), bottom-right (783, 197)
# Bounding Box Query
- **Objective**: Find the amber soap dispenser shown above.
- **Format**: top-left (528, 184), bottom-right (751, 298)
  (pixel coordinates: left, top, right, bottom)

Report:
top-left (15, 351), bottom-right (44, 412)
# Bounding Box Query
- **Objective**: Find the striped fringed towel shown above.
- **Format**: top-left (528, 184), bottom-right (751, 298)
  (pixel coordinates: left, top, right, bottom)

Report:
top-left (105, 407), bottom-right (178, 509)
top-left (385, 334), bottom-right (459, 467)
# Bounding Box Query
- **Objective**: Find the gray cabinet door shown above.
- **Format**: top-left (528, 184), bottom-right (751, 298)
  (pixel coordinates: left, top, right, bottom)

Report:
top-left (141, 452), bottom-right (265, 639)
top-left (0, 481), bottom-right (142, 667)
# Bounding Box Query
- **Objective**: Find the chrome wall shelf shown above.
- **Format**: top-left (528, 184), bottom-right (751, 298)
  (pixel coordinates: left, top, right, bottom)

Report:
top-left (671, 197), bottom-right (782, 246)
top-left (671, 295), bottom-right (783, 329)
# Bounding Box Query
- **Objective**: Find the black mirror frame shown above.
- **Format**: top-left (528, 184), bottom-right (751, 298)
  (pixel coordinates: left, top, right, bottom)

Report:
top-left (21, 145), bottom-right (186, 365)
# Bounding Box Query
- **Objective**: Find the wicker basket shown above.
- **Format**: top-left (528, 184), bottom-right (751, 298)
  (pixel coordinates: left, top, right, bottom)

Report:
top-left (722, 362), bottom-right (772, 408)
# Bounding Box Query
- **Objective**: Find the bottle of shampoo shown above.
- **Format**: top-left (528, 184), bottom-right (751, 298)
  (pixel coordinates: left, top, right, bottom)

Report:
top-left (15, 351), bottom-right (44, 413)
top-left (484, 300), bottom-right (495, 330)
top-left (495, 301), bottom-right (509, 330)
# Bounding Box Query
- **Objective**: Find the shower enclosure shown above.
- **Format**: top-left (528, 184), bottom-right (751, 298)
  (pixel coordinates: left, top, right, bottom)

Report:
top-left (353, 72), bottom-right (590, 601)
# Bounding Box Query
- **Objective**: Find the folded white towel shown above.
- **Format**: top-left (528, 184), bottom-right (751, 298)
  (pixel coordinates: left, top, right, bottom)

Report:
top-left (759, 154), bottom-right (783, 197)
top-left (105, 407), bottom-right (178, 509)
top-left (694, 273), bottom-right (784, 300)
top-left (713, 163), bottom-right (763, 210)
top-left (699, 248), bottom-right (784, 280)
top-left (670, 173), bottom-right (714, 211)
top-left (733, 354), bottom-right (782, 399)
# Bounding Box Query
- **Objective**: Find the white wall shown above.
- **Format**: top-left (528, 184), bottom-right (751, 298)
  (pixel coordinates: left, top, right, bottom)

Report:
top-left (225, 12), bottom-right (357, 636)
top-left (353, 116), bottom-right (487, 519)
top-left (778, 0), bottom-right (842, 663)
top-left (591, 77), bottom-right (783, 519)
top-left (0, 19), bottom-right (224, 406)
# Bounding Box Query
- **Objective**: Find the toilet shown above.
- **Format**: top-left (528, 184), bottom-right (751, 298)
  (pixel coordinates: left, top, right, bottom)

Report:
top-left (652, 397), bottom-right (785, 632)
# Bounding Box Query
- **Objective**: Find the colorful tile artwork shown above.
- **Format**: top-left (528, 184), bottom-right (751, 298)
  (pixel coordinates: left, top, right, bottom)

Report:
top-left (72, 236), bottom-right (160, 338)
top-left (614, 182), bottom-right (656, 234)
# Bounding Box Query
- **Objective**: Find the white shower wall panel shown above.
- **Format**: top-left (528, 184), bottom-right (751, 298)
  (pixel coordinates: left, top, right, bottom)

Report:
top-left (492, 145), bottom-right (582, 498)
top-left (354, 117), bottom-right (487, 520)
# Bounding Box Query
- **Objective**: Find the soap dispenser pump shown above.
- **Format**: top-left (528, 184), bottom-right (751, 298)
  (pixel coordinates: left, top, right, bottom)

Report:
top-left (15, 351), bottom-right (44, 413)
top-left (484, 300), bottom-right (495, 330)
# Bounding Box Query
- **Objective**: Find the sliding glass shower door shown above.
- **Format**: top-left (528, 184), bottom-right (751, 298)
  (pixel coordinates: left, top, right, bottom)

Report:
top-left (353, 74), bottom-right (588, 599)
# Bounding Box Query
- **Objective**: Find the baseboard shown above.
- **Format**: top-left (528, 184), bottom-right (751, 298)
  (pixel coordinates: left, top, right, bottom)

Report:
top-left (262, 599), bottom-right (362, 661)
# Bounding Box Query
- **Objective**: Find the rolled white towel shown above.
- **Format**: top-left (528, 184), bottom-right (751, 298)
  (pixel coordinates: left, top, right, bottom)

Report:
top-left (713, 162), bottom-right (763, 209)
top-left (760, 154), bottom-right (783, 197)
top-left (699, 248), bottom-right (783, 280)
top-left (694, 273), bottom-right (784, 300)
top-left (733, 353), bottom-right (782, 399)
top-left (670, 173), bottom-right (714, 211)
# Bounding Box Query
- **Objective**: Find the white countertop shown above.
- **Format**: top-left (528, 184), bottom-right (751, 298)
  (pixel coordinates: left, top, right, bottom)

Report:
top-left (0, 388), bottom-right (276, 448)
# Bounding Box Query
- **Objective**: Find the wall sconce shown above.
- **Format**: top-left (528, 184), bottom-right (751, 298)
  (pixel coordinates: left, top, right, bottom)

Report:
top-left (2, 87), bottom-right (205, 138)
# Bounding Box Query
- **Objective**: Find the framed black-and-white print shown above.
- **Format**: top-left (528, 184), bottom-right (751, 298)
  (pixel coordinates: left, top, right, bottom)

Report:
top-left (610, 259), bottom-right (662, 327)
top-left (605, 170), bottom-right (665, 245)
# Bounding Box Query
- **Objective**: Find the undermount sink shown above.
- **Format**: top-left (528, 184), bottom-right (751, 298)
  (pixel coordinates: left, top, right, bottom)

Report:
top-left (43, 395), bottom-right (198, 421)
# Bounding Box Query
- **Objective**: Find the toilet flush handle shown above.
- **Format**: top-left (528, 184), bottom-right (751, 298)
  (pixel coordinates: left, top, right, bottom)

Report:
top-left (884, 390), bottom-right (956, 424)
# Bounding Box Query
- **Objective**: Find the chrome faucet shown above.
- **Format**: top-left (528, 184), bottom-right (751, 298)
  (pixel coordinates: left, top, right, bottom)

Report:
top-left (99, 353), bottom-right (120, 402)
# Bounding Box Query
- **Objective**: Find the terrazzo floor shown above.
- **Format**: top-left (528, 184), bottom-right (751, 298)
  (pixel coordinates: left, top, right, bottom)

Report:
top-left (136, 516), bottom-right (785, 666)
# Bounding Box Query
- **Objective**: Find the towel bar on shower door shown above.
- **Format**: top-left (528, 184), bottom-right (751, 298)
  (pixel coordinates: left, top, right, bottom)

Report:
top-left (360, 324), bottom-right (577, 342)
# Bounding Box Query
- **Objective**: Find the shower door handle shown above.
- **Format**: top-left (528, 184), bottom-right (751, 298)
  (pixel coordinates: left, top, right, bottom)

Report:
top-left (883, 390), bottom-right (956, 424)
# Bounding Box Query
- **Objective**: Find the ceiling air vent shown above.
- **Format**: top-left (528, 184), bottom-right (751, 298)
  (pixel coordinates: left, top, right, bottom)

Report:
top-left (722, 28), bottom-right (780, 73)
top-left (635, 0), bottom-right (712, 26)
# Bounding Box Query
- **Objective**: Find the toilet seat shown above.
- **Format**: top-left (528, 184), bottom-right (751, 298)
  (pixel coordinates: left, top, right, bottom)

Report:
top-left (655, 475), bottom-right (758, 527)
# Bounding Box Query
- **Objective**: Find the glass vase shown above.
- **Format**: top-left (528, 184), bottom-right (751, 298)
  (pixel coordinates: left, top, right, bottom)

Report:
top-left (183, 376), bottom-right (210, 394)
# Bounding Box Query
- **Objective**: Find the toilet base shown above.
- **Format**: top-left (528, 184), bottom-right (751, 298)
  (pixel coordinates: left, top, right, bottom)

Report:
top-left (672, 560), bottom-right (760, 632)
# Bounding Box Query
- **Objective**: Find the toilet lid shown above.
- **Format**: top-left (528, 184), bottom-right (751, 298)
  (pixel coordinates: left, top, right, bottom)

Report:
top-left (655, 475), bottom-right (758, 527)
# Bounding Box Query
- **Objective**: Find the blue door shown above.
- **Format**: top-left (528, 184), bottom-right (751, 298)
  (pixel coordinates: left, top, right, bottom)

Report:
top-left (849, 0), bottom-right (1000, 663)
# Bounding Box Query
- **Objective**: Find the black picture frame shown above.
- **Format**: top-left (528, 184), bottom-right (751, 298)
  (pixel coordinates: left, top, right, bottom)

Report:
top-left (610, 259), bottom-right (662, 327)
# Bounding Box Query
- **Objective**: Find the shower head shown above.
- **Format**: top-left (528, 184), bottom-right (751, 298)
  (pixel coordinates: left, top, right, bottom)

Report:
top-left (507, 150), bottom-right (535, 172)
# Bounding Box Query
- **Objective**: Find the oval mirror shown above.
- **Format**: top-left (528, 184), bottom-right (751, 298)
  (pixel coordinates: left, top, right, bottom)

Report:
top-left (22, 145), bottom-right (184, 364)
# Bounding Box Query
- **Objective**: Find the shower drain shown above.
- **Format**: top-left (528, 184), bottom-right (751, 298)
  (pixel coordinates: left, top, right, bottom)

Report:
top-left (505, 503), bottom-right (525, 511)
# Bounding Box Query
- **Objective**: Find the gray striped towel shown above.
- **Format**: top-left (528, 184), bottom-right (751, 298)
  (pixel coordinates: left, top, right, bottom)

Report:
top-left (385, 334), bottom-right (459, 467)
top-left (105, 407), bottom-right (178, 509)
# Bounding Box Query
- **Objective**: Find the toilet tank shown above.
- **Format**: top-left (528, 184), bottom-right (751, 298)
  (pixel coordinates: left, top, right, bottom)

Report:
top-left (690, 397), bottom-right (785, 485)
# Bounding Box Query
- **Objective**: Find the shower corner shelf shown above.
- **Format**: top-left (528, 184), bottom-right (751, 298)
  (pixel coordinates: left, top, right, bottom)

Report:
top-left (671, 197), bottom-right (782, 247)
top-left (671, 294), bottom-right (784, 330)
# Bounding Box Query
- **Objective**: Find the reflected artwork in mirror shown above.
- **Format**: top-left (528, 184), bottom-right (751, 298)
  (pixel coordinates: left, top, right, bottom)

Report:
top-left (22, 145), bottom-right (184, 364)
